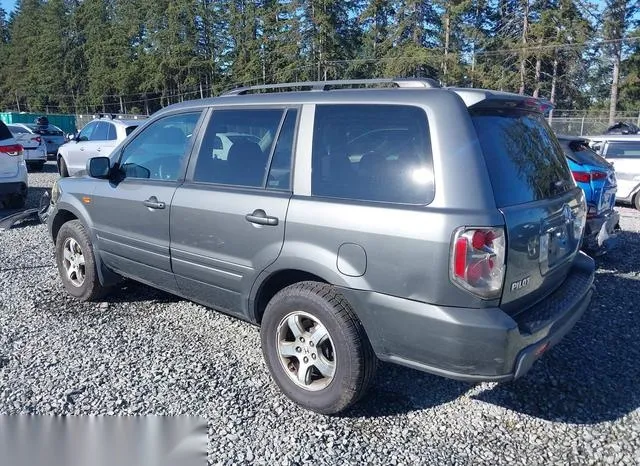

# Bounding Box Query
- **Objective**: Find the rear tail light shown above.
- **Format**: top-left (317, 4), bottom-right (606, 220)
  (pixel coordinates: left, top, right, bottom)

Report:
top-left (451, 227), bottom-right (506, 299)
top-left (0, 144), bottom-right (24, 156)
top-left (31, 136), bottom-right (42, 144)
top-left (591, 171), bottom-right (607, 181)
top-left (572, 171), bottom-right (590, 183)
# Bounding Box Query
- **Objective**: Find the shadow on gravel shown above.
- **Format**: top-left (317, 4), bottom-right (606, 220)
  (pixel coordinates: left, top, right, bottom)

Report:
top-left (473, 232), bottom-right (640, 425)
top-left (343, 364), bottom-right (470, 418)
top-left (37, 162), bottom-right (59, 175)
top-left (104, 280), bottom-right (181, 305)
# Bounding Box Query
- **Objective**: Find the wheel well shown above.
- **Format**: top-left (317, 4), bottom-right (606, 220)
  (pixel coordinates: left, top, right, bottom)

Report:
top-left (51, 210), bottom-right (78, 243)
top-left (254, 270), bottom-right (327, 324)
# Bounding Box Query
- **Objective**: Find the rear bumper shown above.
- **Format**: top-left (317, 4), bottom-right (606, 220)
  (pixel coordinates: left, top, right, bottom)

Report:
top-left (340, 252), bottom-right (595, 382)
top-left (0, 181), bottom-right (28, 196)
top-left (583, 210), bottom-right (621, 253)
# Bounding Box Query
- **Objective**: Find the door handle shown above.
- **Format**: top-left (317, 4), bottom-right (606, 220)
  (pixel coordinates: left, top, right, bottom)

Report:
top-left (79, 146), bottom-right (85, 151)
top-left (96, 148), bottom-right (102, 152)
top-left (143, 196), bottom-right (166, 210)
top-left (245, 209), bottom-right (278, 226)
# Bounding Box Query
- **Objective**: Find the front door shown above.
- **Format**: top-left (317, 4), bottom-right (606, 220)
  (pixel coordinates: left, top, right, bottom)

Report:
top-left (170, 107), bottom-right (298, 316)
top-left (90, 111), bottom-right (204, 292)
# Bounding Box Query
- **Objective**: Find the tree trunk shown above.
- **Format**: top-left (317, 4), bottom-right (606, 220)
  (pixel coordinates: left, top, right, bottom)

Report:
top-left (533, 55), bottom-right (541, 98)
top-left (548, 52), bottom-right (558, 122)
top-left (609, 51), bottom-right (621, 125)
top-left (119, 95), bottom-right (124, 114)
top-left (519, 0), bottom-right (530, 95)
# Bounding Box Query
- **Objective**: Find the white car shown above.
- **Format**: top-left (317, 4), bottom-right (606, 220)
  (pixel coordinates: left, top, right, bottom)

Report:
top-left (587, 134), bottom-right (640, 210)
top-left (0, 120), bottom-right (28, 208)
top-left (57, 116), bottom-right (140, 177)
top-left (211, 132), bottom-right (263, 160)
top-left (7, 123), bottom-right (48, 171)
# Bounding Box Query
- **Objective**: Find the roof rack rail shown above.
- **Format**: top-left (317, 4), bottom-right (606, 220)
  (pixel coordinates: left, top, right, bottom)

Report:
top-left (222, 78), bottom-right (440, 96)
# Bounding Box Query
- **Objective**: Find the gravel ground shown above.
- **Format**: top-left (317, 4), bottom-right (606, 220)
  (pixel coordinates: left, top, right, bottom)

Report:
top-left (1, 162), bottom-right (640, 465)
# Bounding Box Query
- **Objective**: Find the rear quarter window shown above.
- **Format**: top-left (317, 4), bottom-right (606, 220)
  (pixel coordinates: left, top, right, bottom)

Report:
top-left (311, 104), bottom-right (434, 205)
top-left (472, 109), bottom-right (574, 207)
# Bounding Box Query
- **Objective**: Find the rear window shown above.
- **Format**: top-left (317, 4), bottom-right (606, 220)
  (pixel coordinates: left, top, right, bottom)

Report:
top-left (0, 121), bottom-right (12, 141)
top-left (8, 125), bottom-right (29, 134)
top-left (471, 109), bottom-right (574, 207)
top-left (605, 141), bottom-right (640, 158)
top-left (311, 104), bottom-right (434, 205)
top-left (26, 124), bottom-right (64, 136)
top-left (563, 140), bottom-right (611, 168)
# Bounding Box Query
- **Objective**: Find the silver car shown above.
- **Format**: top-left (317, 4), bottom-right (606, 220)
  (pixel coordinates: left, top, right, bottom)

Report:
top-left (587, 134), bottom-right (640, 210)
top-left (22, 123), bottom-right (66, 157)
top-left (45, 79), bottom-right (595, 414)
top-left (6, 124), bottom-right (48, 170)
top-left (57, 117), bottom-right (140, 177)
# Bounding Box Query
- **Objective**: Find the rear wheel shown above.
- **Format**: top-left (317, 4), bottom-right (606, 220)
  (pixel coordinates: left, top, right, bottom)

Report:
top-left (58, 157), bottom-right (69, 177)
top-left (634, 193), bottom-right (640, 211)
top-left (55, 220), bottom-right (105, 301)
top-left (260, 281), bottom-right (377, 414)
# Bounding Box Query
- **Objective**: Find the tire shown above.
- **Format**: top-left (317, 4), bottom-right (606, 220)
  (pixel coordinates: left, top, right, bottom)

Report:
top-left (58, 157), bottom-right (69, 177)
top-left (260, 281), bottom-right (377, 415)
top-left (55, 219), bottom-right (105, 301)
top-left (634, 193), bottom-right (640, 211)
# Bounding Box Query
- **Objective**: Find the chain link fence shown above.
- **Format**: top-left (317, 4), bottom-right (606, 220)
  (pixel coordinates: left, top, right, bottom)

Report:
top-left (549, 112), bottom-right (640, 136)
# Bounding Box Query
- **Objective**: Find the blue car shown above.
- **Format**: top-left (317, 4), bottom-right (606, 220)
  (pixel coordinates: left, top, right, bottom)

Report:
top-left (557, 135), bottom-right (620, 254)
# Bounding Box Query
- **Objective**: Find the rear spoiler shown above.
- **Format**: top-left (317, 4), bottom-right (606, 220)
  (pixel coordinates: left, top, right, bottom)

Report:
top-left (452, 88), bottom-right (554, 114)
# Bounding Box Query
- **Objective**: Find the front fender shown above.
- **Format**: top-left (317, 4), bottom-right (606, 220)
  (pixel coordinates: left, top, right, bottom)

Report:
top-left (49, 193), bottom-right (121, 287)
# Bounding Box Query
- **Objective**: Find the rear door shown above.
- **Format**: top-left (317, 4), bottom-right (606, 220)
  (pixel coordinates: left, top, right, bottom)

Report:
top-left (603, 140), bottom-right (640, 200)
top-left (471, 108), bottom-right (586, 314)
top-left (170, 107), bottom-right (298, 316)
top-left (90, 111), bottom-right (204, 292)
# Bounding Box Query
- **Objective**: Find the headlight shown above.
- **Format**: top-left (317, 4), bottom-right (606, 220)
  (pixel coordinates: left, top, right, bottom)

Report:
top-left (51, 180), bottom-right (61, 204)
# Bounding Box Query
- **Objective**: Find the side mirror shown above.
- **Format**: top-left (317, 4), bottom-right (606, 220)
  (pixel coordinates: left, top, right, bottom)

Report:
top-left (67, 133), bottom-right (76, 141)
top-left (87, 157), bottom-right (111, 178)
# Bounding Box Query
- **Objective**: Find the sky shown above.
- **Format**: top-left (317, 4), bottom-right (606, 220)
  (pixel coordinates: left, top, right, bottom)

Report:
top-left (0, 0), bottom-right (15, 14)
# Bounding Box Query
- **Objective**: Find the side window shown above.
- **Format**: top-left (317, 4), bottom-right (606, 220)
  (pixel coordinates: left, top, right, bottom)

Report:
top-left (106, 123), bottom-right (117, 141)
top-left (92, 122), bottom-right (110, 141)
top-left (118, 112), bottom-right (201, 181)
top-left (605, 142), bottom-right (640, 159)
top-left (77, 122), bottom-right (97, 142)
top-left (194, 108), bottom-right (284, 187)
top-left (267, 109), bottom-right (297, 190)
top-left (311, 105), bottom-right (434, 204)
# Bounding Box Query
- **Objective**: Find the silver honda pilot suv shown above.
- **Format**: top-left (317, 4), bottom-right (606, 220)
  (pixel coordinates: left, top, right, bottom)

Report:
top-left (46, 79), bottom-right (595, 414)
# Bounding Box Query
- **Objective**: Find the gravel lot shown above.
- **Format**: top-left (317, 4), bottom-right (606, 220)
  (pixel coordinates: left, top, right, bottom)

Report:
top-left (1, 163), bottom-right (639, 465)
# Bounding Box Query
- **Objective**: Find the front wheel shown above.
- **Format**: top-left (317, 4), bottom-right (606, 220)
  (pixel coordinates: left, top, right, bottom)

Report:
top-left (55, 220), bottom-right (105, 301)
top-left (58, 157), bottom-right (69, 177)
top-left (260, 281), bottom-right (377, 414)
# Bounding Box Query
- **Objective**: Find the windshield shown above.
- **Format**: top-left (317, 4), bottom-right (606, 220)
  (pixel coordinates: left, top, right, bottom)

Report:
top-left (472, 109), bottom-right (574, 207)
top-left (8, 125), bottom-right (29, 134)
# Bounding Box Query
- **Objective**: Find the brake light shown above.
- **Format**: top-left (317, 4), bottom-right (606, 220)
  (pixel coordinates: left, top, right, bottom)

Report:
top-left (0, 144), bottom-right (23, 156)
top-left (572, 171), bottom-right (590, 183)
top-left (591, 171), bottom-right (607, 181)
top-left (451, 227), bottom-right (506, 299)
top-left (31, 136), bottom-right (42, 144)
